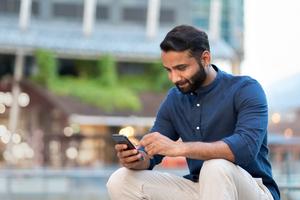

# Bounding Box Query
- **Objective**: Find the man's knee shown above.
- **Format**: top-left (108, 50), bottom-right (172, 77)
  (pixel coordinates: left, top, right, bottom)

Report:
top-left (200, 159), bottom-right (236, 180)
top-left (106, 167), bottom-right (132, 193)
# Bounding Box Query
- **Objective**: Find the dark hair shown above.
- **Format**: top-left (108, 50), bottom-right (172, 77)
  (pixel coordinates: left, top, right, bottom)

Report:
top-left (160, 25), bottom-right (210, 57)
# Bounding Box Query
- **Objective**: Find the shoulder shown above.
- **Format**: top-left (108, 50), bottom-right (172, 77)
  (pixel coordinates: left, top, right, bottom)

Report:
top-left (221, 71), bottom-right (257, 85)
top-left (221, 72), bottom-right (263, 92)
top-left (229, 75), bottom-right (267, 108)
top-left (235, 75), bottom-right (264, 95)
top-left (219, 71), bottom-right (266, 103)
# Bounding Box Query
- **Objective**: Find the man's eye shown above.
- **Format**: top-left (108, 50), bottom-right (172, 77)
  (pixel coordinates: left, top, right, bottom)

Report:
top-left (177, 66), bottom-right (187, 71)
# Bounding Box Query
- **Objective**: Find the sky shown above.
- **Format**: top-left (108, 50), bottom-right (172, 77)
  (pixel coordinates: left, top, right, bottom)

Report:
top-left (242, 0), bottom-right (300, 90)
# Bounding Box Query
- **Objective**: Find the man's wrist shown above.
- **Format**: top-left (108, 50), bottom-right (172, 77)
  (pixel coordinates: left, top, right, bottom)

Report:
top-left (138, 150), bottom-right (151, 169)
top-left (176, 142), bottom-right (188, 157)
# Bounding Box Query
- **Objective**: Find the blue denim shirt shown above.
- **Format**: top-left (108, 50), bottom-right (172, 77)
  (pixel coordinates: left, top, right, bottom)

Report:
top-left (149, 65), bottom-right (280, 200)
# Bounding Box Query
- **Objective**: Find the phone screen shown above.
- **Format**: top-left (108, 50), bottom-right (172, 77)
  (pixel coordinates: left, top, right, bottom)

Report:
top-left (112, 134), bottom-right (136, 150)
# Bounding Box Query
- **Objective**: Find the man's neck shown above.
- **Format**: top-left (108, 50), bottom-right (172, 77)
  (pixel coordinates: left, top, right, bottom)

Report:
top-left (202, 64), bottom-right (217, 87)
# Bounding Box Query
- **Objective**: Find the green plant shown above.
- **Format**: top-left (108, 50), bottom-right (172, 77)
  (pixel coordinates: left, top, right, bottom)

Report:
top-left (97, 55), bottom-right (118, 86)
top-left (33, 49), bottom-right (57, 87)
top-left (75, 60), bottom-right (98, 78)
top-left (149, 61), bottom-right (172, 91)
top-left (50, 78), bottom-right (141, 111)
top-left (32, 51), bottom-right (179, 111)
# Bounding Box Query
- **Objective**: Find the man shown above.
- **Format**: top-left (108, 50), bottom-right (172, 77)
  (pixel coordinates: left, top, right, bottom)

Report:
top-left (107, 25), bottom-right (280, 200)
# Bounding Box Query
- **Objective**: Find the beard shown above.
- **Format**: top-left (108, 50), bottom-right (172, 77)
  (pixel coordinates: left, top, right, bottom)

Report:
top-left (175, 62), bottom-right (207, 94)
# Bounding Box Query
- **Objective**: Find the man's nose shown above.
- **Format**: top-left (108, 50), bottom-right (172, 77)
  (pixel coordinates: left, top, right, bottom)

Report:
top-left (170, 71), bottom-right (180, 84)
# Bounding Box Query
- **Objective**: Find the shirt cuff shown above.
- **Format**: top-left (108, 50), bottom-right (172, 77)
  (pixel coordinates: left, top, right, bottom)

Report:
top-left (222, 134), bottom-right (253, 167)
top-left (137, 146), bottom-right (156, 170)
top-left (148, 158), bottom-right (156, 170)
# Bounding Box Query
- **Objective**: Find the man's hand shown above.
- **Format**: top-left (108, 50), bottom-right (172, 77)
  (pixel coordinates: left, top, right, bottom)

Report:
top-left (139, 132), bottom-right (235, 162)
top-left (115, 144), bottom-right (149, 170)
top-left (140, 132), bottom-right (183, 157)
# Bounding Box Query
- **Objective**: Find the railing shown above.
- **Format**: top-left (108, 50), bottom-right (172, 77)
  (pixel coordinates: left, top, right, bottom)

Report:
top-left (0, 168), bottom-right (115, 200)
top-left (0, 168), bottom-right (300, 200)
top-left (278, 185), bottom-right (300, 200)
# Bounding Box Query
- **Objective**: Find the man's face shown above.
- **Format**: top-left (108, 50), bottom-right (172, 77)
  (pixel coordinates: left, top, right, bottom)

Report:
top-left (161, 50), bottom-right (207, 94)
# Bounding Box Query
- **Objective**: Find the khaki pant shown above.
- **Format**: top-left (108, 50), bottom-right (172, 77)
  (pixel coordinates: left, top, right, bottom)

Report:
top-left (106, 159), bottom-right (274, 200)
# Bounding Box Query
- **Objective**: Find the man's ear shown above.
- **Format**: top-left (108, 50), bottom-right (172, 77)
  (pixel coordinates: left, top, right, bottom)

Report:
top-left (201, 51), bottom-right (211, 66)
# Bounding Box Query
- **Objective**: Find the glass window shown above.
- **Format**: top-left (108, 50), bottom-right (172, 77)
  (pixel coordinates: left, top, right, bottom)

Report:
top-left (193, 17), bottom-right (209, 30)
top-left (118, 62), bottom-right (149, 75)
top-left (96, 5), bottom-right (109, 20)
top-left (53, 3), bottom-right (83, 19)
top-left (0, 0), bottom-right (20, 14)
top-left (160, 8), bottom-right (175, 24)
top-left (0, 54), bottom-right (15, 78)
top-left (122, 7), bottom-right (147, 24)
top-left (31, 1), bottom-right (39, 16)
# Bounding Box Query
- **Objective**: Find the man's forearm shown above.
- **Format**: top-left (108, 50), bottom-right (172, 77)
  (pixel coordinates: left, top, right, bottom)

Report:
top-left (180, 141), bottom-right (235, 162)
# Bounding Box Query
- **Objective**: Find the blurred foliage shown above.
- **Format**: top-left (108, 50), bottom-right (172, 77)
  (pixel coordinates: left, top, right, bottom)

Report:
top-left (32, 50), bottom-right (141, 111)
top-left (149, 61), bottom-right (173, 91)
top-left (97, 55), bottom-right (118, 87)
top-left (119, 61), bottom-right (172, 92)
top-left (75, 60), bottom-right (98, 78)
top-left (119, 74), bottom-right (154, 92)
top-left (33, 49), bottom-right (57, 87)
top-left (32, 50), bottom-right (172, 112)
top-left (49, 77), bottom-right (141, 111)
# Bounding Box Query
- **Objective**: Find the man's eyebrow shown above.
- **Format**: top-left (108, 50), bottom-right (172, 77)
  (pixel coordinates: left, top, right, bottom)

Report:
top-left (163, 64), bottom-right (188, 70)
top-left (175, 64), bottom-right (188, 68)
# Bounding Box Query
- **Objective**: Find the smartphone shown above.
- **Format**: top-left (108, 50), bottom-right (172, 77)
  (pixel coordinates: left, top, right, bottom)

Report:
top-left (112, 134), bottom-right (136, 150)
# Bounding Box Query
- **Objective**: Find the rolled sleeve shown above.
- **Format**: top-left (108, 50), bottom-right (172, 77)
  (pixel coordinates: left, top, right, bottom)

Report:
top-left (223, 80), bottom-right (268, 166)
top-left (148, 155), bottom-right (164, 170)
top-left (137, 146), bottom-right (163, 170)
top-left (223, 133), bottom-right (256, 166)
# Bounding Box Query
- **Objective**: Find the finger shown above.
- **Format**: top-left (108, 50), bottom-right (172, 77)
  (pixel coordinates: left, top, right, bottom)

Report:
top-left (118, 149), bottom-right (139, 159)
top-left (140, 135), bottom-right (155, 146)
top-left (144, 144), bottom-right (156, 156)
top-left (120, 153), bottom-right (142, 164)
top-left (123, 160), bottom-right (140, 169)
top-left (115, 144), bottom-right (128, 151)
top-left (145, 149), bottom-right (155, 157)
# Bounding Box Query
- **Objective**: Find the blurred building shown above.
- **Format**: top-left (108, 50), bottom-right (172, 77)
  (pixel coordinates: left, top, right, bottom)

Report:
top-left (267, 108), bottom-right (300, 174)
top-left (0, 77), bottom-right (166, 167)
top-left (191, 0), bottom-right (244, 53)
top-left (265, 74), bottom-right (300, 175)
top-left (0, 0), bottom-right (242, 76)
top-left (0, 0), bottom-right (244, 168)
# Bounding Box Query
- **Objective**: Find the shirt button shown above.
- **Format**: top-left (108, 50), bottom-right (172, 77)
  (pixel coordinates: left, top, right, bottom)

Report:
top-left (196, 126), bottom-right (200, 130)
top-left (197, 103), bottom-right (200, 107)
